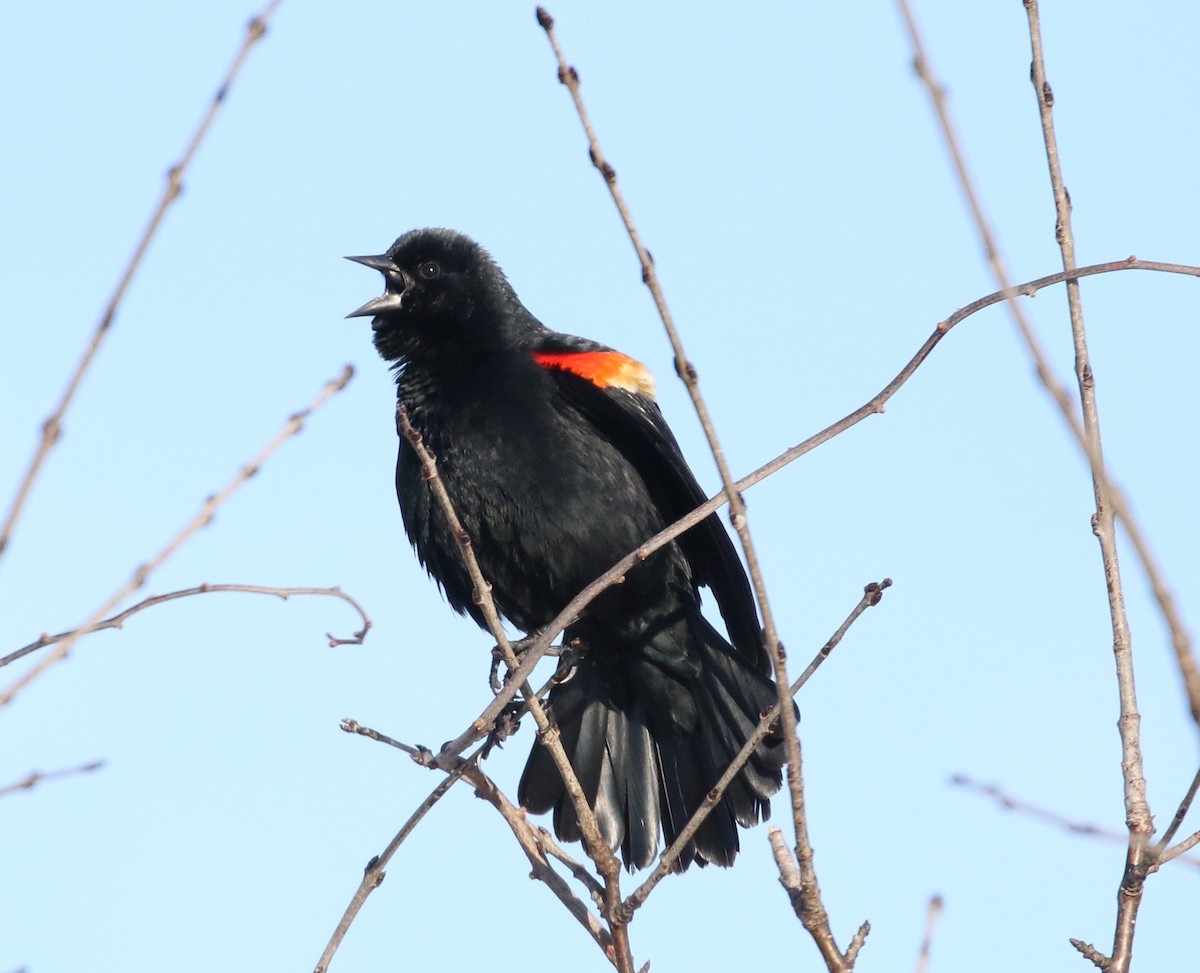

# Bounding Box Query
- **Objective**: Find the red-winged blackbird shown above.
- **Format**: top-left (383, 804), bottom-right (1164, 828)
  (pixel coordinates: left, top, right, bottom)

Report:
top-left (349, 228), bottom-right (784, 869)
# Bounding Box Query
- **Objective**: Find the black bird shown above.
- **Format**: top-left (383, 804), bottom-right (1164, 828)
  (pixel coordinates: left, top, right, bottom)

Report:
top-left (348, 228), bottom-right (785, 869)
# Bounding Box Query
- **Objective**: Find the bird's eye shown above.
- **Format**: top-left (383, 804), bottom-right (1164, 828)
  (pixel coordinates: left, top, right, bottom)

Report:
top-left (418, 261), bottom-right (441, 280)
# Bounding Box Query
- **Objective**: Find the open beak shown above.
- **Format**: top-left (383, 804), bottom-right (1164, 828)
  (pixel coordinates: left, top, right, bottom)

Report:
top-left (345, 292), bottom-right (405, 319)
top-left (345, 254), bottom-right (407, 318)
top-left (345, 253), bottom-right (397, 273)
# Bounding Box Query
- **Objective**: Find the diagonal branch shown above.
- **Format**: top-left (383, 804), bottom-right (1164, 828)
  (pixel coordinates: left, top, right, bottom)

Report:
top-left (0, 365), bottom-right (353, 709)
top-left (370, 256), bottom-right (1194, 967)
top-left (0, 0), bottom-right (283, 572)
top-left (372, 257), bottom-right (1187, 964)
top-left (1159, 829), bottom-right (1200, 867)
top-left (1148, 765), bottom-right (1200, 873)
top-left (318, 726), bottom-right (613, 972)
top-left (621, 581), bottom-right (889, 919)
top-left (536, 13), bottom-right (853, 962)
top-left (535, 0), bottom-right (797, 792)
top-left (313, 754), bottom-right (471, 973)
top-left (430, 259), bottom-right (1197, 774)
top-left (952, 774), bottom-right (1200, 872)
top-left (0, 759), bottom-right (105, 798)
top-left (394, 403), bottom-right (634, 973)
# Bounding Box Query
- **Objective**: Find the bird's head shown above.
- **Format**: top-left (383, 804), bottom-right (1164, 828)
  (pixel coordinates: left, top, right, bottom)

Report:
top-left (346, 228), bottom-right (532, 363)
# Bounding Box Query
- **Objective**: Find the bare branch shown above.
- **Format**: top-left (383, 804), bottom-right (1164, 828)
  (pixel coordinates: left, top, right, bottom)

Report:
top-left (1160, 830), bottom-right (1200, 867)
top-left (1149, 765), bottom-right (1200, 871)
top-left (340, 719), bottom-right (429, 760)
top-left (904, 0), bottom-right (1200, 729)
top-left (392, 405), bottom-right (515, 662)
top-left (0, 760), bottom-right (105, 798)
top-left (952, 775), bottom-right (1115, 839)
top-left (535, 17), bottom-right (806, 915)
top-left (953, 773), bottom-right (1200, 873)
top-left (313, 759), bottom-right (469, 973)
top-left (0, 365), bottom-right (354, 708)
top-left (361, 251), bottom-right (1190, 968)
top-left (768, 825), bottom-right (803, 908)
top-left (1071, 938), bottom-right (1110, 970)
top-left (914, 895), bottom-right (944, 973)
top-left (897, 0), bottom-right (1200, 739)
top-left (323, 723), bottom-right (613, 969)
top-left (622, 580), bottom-right (890, 918)
top-left (898, 2), bottom-right (1191, 964)
top-left (845, 922), bottom-right (872, 968)
top-left (395, 402), bottom-right (634, 973)
top-left (536, 827), bottom-right (607, 905)
top-left (1022, 5), bottom-right (1149, 968)
top-left (781, 737), bottom-right (851, 972)
top-left (0, 0), bottom-right (283, 571)
top-left (768, 826), bottom-right (870, 970)
top-left (2, 583), bottom-right (370, 671)
top-left (462, 763), bottom-right (615, 961)
top-left (430, 258), bottom-right (1196, 774)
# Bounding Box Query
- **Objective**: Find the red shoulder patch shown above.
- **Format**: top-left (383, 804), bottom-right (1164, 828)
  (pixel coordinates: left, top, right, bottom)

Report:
top-left (533, 351), bottom-right (657, 399)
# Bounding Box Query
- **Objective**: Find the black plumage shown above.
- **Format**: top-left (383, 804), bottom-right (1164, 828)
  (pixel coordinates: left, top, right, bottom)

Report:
top-left (349, 227), bottom-right (785, 869)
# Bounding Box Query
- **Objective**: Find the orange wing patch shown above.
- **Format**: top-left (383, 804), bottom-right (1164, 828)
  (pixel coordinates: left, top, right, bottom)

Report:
top-left (533, 351), bottom-right (657, 400)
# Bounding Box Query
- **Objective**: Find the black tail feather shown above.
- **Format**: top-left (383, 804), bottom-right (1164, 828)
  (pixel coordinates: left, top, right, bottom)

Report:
top-left (517, 604), bottom-right (786, 870)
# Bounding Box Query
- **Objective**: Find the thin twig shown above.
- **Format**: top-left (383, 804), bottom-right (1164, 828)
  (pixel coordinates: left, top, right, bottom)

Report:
top-left (770, 816), bottom-right (866, 968)
top-left (0, 760), bottom-right (105, 798)
top-left (1149, 765), bottom-right (1200, 870)
top-left (1071, 938), bottom-right (1110, 971)
top-left (313, 757), bottom-right (471, 973)
top-left (534, 15), bottom-right (813, 931)
top-left (393, 405), bottom-right (515, 661)
top-left (537, 827), bottom-right (607, 905)
top-left (952, 774), bottom-right (1127, 841)
top-left (914, 895), bottom-right (943, 973)
top-left (621, 580), bottom-right (890, 918)
top-left (324, 724), bottom-right (613, 968)
top-left (394, 403), bottom-right (633, 973)
top-left (789, 580), bottom-right (892, 712)
top-left (769, 825), bottom-right (805, 914)
top-left (2, 583), bottom-right (370, 671)
top-left (0, 0), bottom-right (282, 571)
top-left (771, 727), bottom-right (842, 968)
top-left (1023, 6), bottom-right (1149, 969)
top-left (340, 719), bottom-right (428, 760)
top-left (462, 761), bottom-right (615, 961)
top-left (953, 773), bottom-right (1200, 873)
top-left (897, 0), bottom-right (1200, 738)
top-left (898, 5), bottom-right (1182, 965)
top-left (1160, 829), bottom-right (1200, 867)
top-left (845, 922), bottom-right (872, 968)
top-left (0, 366), bottom-right (353, 708)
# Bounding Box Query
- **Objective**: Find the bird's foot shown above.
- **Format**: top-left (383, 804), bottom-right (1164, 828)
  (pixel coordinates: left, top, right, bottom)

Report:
top-left (481, 700), bottom-right (524, 757)
top-left (487, 630), bottom-right (565, 694)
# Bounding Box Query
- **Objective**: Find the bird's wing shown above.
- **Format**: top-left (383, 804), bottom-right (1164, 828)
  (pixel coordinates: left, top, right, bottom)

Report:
top-left (531, 334), bottom-right (767, 670)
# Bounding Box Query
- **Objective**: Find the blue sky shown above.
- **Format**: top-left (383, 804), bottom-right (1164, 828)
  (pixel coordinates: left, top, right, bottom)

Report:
top-left (2, 2), bottom-right (1197, 971)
